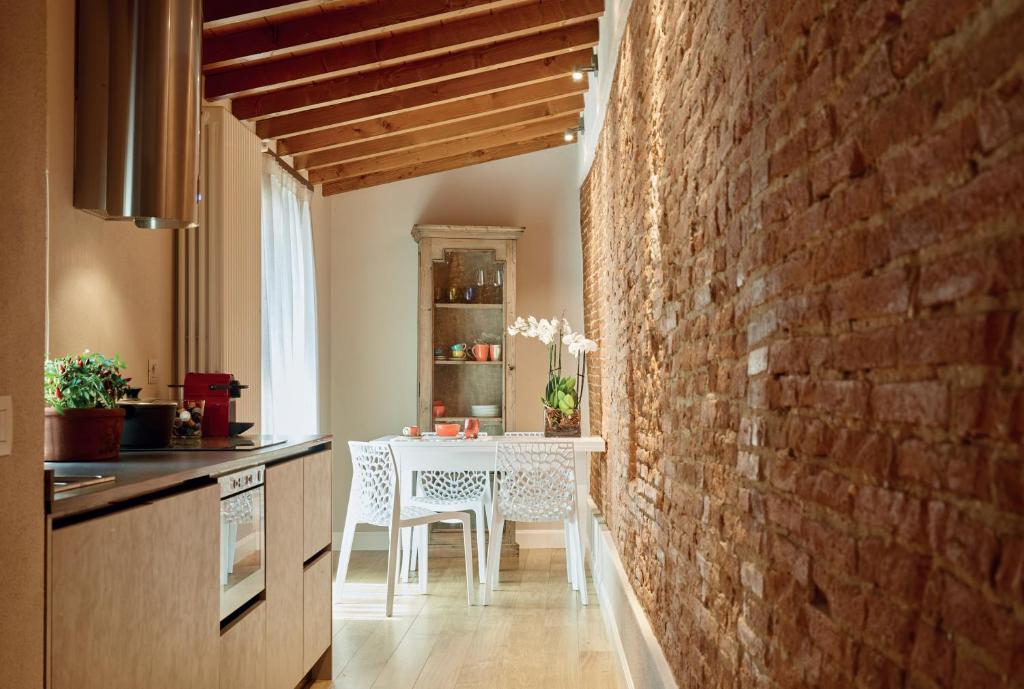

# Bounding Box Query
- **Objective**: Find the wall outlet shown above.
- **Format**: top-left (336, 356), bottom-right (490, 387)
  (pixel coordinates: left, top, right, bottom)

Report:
top-left (147, 359), bottom-right (159, 385)
top-left (0, 395), bottom-right (11, 457)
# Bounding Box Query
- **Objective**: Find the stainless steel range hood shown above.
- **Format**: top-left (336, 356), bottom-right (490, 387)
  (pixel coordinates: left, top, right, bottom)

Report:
top-left (74, 0), bottom-right (201, 230)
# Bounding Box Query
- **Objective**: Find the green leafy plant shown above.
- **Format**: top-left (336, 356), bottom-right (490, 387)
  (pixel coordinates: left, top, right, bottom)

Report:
top-left (545, 375), bottom-right (577, 413)
top-left (44, 351), bottom-right (130, 413)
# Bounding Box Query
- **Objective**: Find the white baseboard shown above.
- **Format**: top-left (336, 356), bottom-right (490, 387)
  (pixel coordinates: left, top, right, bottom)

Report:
top-left (585, 499), bottom-right (679, 689)
top-left (334, 528), bottom-right (568, 550)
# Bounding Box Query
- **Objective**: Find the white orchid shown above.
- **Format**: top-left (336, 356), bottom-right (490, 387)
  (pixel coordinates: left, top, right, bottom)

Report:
top-left (565, 332), bottom-right (598, 357)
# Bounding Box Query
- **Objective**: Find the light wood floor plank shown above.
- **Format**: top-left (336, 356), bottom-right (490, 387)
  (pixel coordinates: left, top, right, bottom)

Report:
top-left (326, 549), bottom-right (622, 689)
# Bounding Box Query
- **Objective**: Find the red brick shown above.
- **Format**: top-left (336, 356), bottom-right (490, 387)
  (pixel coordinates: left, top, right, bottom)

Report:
top-left (926, 501), bottom-right (999, 585)
top-left (910, 620), bottom-right (955, 684)
top-left (830, 269), bottom-right (910, 323)
top-left (856, 643), bottom-right (905, 689)
top-left (853, 485), bottom-right (926, 544)
top-left (833, 327), bottom-right (898, 371)
top-left (802, 378), bottom-right (871, 419)
top-left (865, 596), bottom-right (918, 657)
top-left (897, 312), bottom-right (1013, 367)
top-left (858, 537), bottom-right (931, 605)
top-left (871, 381), bottom-right (949, 427)
top-left (895, 439), bottom-right (991, 501)
top-left (833, 428), bottom-right (893, 479)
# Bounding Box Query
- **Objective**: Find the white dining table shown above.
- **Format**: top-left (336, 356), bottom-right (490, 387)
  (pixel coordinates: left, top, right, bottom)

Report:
top-left (378, 434), bottom-right (606, 557)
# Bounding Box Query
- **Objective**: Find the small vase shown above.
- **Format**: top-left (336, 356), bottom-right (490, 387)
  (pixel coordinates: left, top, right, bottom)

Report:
top-left (544, 407), bottom-right (581, 438)
top-left (44, 407), bottom-right (126, 461)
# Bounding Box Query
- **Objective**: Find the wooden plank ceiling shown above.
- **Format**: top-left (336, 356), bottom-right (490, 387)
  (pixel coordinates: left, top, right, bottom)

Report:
top-left (203, 0), bottom-right (601, 195)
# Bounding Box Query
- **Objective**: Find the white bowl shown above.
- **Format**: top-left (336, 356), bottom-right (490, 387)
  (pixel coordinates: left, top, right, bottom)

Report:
top-left (470, 405), bottom-right (500, 417)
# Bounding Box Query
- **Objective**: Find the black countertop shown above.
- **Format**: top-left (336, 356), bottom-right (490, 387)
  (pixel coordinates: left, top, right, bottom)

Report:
top-left (46, 435), bottom-right (332, 519)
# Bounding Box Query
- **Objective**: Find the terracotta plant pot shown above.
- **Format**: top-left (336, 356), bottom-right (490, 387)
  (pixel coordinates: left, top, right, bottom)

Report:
top-left (44, 407), bottom-right (126, 461)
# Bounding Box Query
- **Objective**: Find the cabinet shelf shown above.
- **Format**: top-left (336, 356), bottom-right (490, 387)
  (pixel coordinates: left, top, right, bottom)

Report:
top-left (434, 303), bottom-right (503, 310)
top-left (433, 416), bottom-right (503, 422)
top-left (434, 359), bottom-right (503, 365)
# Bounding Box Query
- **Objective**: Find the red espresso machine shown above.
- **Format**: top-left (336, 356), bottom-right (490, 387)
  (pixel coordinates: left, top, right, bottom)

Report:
top-left (179, 373), bottom-right (252, 437)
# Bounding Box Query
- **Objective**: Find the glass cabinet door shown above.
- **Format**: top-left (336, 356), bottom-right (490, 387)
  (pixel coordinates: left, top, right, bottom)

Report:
top-left (431, 248), bottom-right (506, 434)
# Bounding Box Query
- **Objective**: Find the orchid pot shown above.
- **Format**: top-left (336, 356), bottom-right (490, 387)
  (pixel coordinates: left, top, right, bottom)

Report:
top-left (507, 315), bottom-right (597, 438)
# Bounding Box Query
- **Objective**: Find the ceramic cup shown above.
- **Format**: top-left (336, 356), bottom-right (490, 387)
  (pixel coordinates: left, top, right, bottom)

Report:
top-left (489, 344), bottom-right (502, 361)
top-left (450, 343), bottom-right (467, 360)
top-left (463, 417), bottom-right (480, 439)
top-left (402, 425), bottom-right (420, 437)
top-left (471, 343), bottom-right (490, 361)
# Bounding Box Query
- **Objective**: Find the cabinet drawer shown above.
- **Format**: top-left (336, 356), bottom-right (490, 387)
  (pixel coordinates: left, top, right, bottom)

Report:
top-left (266, 460), bottom-right (304, 689)
top-left (220, 601), bottom-right (266, 689)
top-left (303, 450), bottom-right (332, 561)
top-left (51, 485), bottom-right (219, 689)
top-left (302, 551), bottom-right (331, 672)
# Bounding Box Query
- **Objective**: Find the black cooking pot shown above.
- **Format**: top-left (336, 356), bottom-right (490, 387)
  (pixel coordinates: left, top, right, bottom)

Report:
top-left (118, 400), bottom-right (177, 448)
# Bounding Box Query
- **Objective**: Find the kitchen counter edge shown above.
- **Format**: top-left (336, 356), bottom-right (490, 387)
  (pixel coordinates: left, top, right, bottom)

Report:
top-left (47, 435), bottom-right (333, 521)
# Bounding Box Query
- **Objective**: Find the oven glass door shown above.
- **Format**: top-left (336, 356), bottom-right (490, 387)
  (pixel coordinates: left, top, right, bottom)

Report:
top-left (220, 484), bottom-right (265, 620)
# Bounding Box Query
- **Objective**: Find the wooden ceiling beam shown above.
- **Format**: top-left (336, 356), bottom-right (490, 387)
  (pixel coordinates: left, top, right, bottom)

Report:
top-left (231, 21), bottom-right (598, 120)
top-left (204, 0), bottom-right (327, 25)
top-left (277, 75), bottom-right (587, 155)
top-left (295, 94), bottom-right (582, 169)
top-left (256, 49), bottom-right (589, 138)
top-left (204, 0), bottom-right (519, 69)
top-left (204, 0), bottom-right (603, 99)
top-left (321, 133), bottom-right (570, 195)
top-left (309, 112), bottom-right (579, 183)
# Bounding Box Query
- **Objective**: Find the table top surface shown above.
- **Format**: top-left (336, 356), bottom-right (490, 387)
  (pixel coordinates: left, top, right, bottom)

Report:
top-left (379, 434), bottom-right (606, 451)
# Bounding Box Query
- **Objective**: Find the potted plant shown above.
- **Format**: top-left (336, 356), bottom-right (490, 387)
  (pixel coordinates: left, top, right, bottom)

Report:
top-left (507, 316), bottom-right (597, 437)
top-left (44, 351), bottom-right (131, 461)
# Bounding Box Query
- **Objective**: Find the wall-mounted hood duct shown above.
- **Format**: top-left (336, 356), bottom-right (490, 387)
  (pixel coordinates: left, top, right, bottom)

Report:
top-left (74, 0), bottom-right (201, 229)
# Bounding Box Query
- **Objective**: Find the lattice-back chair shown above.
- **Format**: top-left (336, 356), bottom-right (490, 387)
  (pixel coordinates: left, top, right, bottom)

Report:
top-left (484, 441), bottom-right (587, 605)
top-left (406, 469), bottom-right (491, 583)
top-left (333, 441), bottom-right (474, 616)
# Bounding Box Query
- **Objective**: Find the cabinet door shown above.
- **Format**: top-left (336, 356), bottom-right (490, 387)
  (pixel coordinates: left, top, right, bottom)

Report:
top-left (220, 601), bottom-right (266, 689)
top-left (51, 485), bottom-right (219, 689)
top-left (303, 449), bottom-right (332, 562)
top-left (266, 460), bottom-right (304, 689)
top-left (303, 551), bottom-right (332, 672)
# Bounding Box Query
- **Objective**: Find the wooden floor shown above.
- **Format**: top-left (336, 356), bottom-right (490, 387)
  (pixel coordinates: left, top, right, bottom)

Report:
top-left (312, 549), bottom-right (623, 689)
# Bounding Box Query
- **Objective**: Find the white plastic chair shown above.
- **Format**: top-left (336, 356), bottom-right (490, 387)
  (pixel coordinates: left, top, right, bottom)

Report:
top-left (406, 470), bottom-right (491, 583)
top-left (484, 441), bottom-right (587, 605)
top-left (333, 441), bottom-right (474, 616)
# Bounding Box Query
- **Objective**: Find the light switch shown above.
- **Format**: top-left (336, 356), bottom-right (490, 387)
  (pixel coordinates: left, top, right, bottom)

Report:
top-left (148, 359), bottom-right (159, 385)
top-left (0, 395), bottom-right (11, 457)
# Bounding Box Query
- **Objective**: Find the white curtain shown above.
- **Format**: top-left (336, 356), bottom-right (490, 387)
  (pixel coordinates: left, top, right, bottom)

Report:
top-left (260, 156), bottom-right (319, 435)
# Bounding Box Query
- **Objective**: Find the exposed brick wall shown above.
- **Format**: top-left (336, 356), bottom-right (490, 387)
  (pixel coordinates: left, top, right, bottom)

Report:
top-left (579, 0), bottom-right (1024, 687)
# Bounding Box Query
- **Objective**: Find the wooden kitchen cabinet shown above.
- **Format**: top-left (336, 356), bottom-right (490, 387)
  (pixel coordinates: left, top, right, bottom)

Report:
top-left (302, 449), bottom-right (332, 562)
top-left (220, 601), bottom-right (266, 689)
top-left (303, 551), bottom-right (332, 671)
top-left (266, 459), bottom-right (305, 689)
top-left (50, 485), bottom-right (220, 689)
top-left (267, 452), bottom-right (332, 689)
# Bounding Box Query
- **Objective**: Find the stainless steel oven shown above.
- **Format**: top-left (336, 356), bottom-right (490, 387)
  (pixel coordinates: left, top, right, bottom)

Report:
top-left (219, 465), bottom-right (265, 620)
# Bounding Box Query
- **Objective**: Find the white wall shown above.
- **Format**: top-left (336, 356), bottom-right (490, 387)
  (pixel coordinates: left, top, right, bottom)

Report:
top-left (325, 144), bottom-right (584, 533)
top-left (577, 0), bottom-right (634, 185)
top-left (47, 0), bottom-right (177, 394)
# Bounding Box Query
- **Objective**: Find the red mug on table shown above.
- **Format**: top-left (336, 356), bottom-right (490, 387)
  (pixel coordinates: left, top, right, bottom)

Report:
top-left (463, 417), bottom-right (480, 439)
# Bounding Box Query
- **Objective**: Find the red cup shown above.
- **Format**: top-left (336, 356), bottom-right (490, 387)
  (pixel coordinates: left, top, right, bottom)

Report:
top-left (463, 417), bottom-right (480, 439)
top-left (471, 344), bottom-right (490, 361)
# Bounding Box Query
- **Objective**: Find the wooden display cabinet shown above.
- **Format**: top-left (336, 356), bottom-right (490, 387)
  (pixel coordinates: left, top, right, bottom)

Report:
top-left (413, 224), bottom-right (522, 565)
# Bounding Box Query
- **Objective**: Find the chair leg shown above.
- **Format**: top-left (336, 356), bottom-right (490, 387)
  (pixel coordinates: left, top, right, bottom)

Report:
top-left (563, 518), bottom-right (578, 591)
top-left (485, 515), bottom-right (505, 601)
top-left (332, 519), bottom-right (358, 599)
top-left (571, 514), bottom-right (588, 605)
top-left (418, 524), bottom-right (429, 594)
top-left (385, 525), bottom-right (401, 617)
top-left (474, 503), bottom-right (488, 584)
top-left (401, 527), bottom-right (413, 582)
top-left (460, 514), bottom-right (475, 606)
